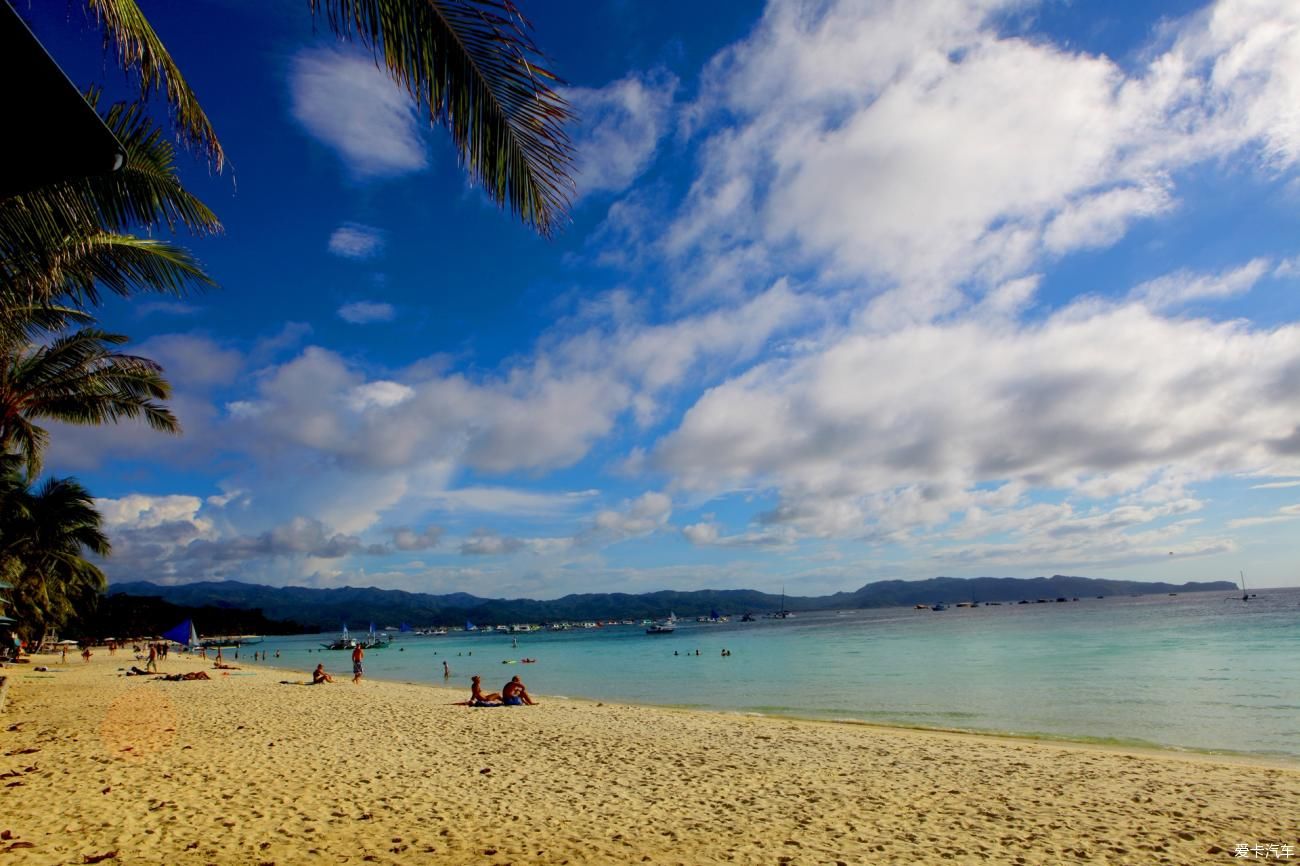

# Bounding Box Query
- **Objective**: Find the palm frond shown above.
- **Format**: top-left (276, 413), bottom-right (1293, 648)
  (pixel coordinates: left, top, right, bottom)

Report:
top-left (4, 232), bottom-right (215, 308)
top-left (84, 0), bottom-right (225, 170)
top-left (0, 303), bottom-right (95, 354)
top-left (0, 327), bottom-right (179, 476)
top-left (310, 0), bottom-right (576, 236)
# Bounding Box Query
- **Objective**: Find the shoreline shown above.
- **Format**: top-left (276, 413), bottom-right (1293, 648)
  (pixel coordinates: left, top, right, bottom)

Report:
top-left (3, 651), bottom-right (1297, 864)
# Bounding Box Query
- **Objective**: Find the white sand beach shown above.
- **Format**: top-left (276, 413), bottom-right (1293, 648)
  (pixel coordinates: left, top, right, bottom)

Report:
top-left (0, 651), bottom-right (1295, 865)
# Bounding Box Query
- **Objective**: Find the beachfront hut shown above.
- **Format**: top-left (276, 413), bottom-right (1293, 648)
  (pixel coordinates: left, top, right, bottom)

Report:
top-left (0, 3), bottom-right (124, 199)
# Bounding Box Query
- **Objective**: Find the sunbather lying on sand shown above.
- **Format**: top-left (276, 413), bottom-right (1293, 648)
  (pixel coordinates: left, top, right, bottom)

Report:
top-left (160, 671), bottom-right (210, 681)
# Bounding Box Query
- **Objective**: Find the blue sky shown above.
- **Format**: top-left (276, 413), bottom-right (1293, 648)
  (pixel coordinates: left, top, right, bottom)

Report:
top-left (25, 0), bottom-right (1300, 596)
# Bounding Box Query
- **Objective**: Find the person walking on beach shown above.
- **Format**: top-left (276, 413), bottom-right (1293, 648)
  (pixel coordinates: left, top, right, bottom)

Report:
top-left (146, 644), bottom-right (158, 672)
top-left (352, 643), bottom-right (365, 684)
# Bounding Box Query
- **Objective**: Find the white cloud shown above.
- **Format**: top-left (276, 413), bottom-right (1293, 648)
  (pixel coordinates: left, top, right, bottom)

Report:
top-left (390, 526), bottom-right (443, 551)
top-left (1249, 479), bottom-right (1300, 489)
top-left (682, 521), bottom-right (792, 548)
top-left (337, 301), bottom-right (396, 324)
top-left (290, 48), bottom-right (427, 177)
top-left (655, 302), bottom-right (1300, 540)
top-left (98, 494), bottom-right (211, 532)
top-left (421, 487), bottom-right (596, 516)
top-left (663, 0), bottom-right (1300, 301)
top-left (347, 381), bottom-right (414, 411)
top-left (1228, 503), bottom-right (1300, 528)
top-left (328, 223), bottom-right (385, 259)
top-left (589, 491), bottom-right (672, 540)
top-left (460, 530), bottom-right (525, 556)
top-left (564, 69), bottom-right (678, 199)
top-left (1130, 258), bottom-right (1272, 310)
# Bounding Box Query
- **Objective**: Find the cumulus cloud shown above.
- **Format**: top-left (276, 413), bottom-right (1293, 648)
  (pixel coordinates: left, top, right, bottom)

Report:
top-left (662, 0), bottom-right (1300, 300)
top-left (99, 494), bottom-right (212, 533)
top-left (587, 491), bottom-right (672, 541)
top-left (290, 48), bottom-right (427, 177)
top-left (328, 223), bottom-right (385, 259)
top-left (460, 530), bottom-right (525, 556)
top-left (564, 69), bottom-right (678, 199)
top-left (337, 301), bottom-right (397, 324)
top-left (682, 521), bottom-right (792, 548)
top-left (655, 302), bottom-right (1300, 541)
top-left (390, 526), bottom-right (443, 551)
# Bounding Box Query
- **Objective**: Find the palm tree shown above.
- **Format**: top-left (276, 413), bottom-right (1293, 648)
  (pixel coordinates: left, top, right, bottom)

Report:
top-left (0, 463), bottom-right (110, 643)
top-left (80, 0), bottom-right (575, 235)
top-left (0, 328), bottom-right (177, 479)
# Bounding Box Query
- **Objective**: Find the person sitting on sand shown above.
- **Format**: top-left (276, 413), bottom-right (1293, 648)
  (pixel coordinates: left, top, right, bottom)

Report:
top-left (312, 663), bottom-right (333, 684)
top-left (501, 675), bottom-right (537, 706)
top-left (466, 675), bottom-right (502, 706)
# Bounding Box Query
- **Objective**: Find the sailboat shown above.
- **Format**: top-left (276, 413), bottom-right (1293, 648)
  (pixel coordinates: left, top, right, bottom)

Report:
top-left (161, 619), bottom-right (201, 649)
top-left (767, 586), bottom-right (794, 619)
top-left (321, 623), bottom-right (358, 650)
top-left (1237, 570), bottom-right (1257, 602)
top-left (363, 622), bottom-right (391, 649)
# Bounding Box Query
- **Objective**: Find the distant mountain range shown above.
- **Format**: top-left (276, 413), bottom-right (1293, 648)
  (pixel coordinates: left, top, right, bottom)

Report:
top-left (107, 575), bottom-right (1237, 632)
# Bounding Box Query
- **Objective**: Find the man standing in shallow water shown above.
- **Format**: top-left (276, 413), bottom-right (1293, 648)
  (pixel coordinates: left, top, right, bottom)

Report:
top-left (352, 643), bottom-right (364, 684)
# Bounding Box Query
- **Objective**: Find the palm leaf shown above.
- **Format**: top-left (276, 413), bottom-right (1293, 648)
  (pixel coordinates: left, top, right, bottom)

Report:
top-left (0, 327), bottom-right (179, 477)
top-left (84, 0), bottom-right (225, 171)
top-left (310, 0), bottom-right (576, 236)
top-left (4, 232), bottom-right (214, 309)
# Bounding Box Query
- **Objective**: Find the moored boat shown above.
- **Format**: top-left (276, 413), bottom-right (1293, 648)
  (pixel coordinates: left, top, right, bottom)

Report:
top-left (646, 612), bottom-right (678, 634)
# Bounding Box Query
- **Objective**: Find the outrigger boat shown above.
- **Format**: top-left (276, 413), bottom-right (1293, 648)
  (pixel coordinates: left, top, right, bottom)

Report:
top-left (321, 624), bottom-right (358, 650)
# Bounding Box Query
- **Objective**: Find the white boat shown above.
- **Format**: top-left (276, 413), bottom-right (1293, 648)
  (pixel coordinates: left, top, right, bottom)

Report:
top-left (646, 612), bottom-right (677, 634)
top-left (200, 633), bottom-right (263, 647)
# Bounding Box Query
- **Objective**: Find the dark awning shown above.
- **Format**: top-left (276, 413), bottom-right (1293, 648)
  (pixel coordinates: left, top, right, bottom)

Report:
top-left (0, 1), bottom-right (125, 200)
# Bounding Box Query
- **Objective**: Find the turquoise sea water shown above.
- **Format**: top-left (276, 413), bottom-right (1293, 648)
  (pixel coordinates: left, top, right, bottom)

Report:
top-left (248, 589), bottom-right (1300, 760)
